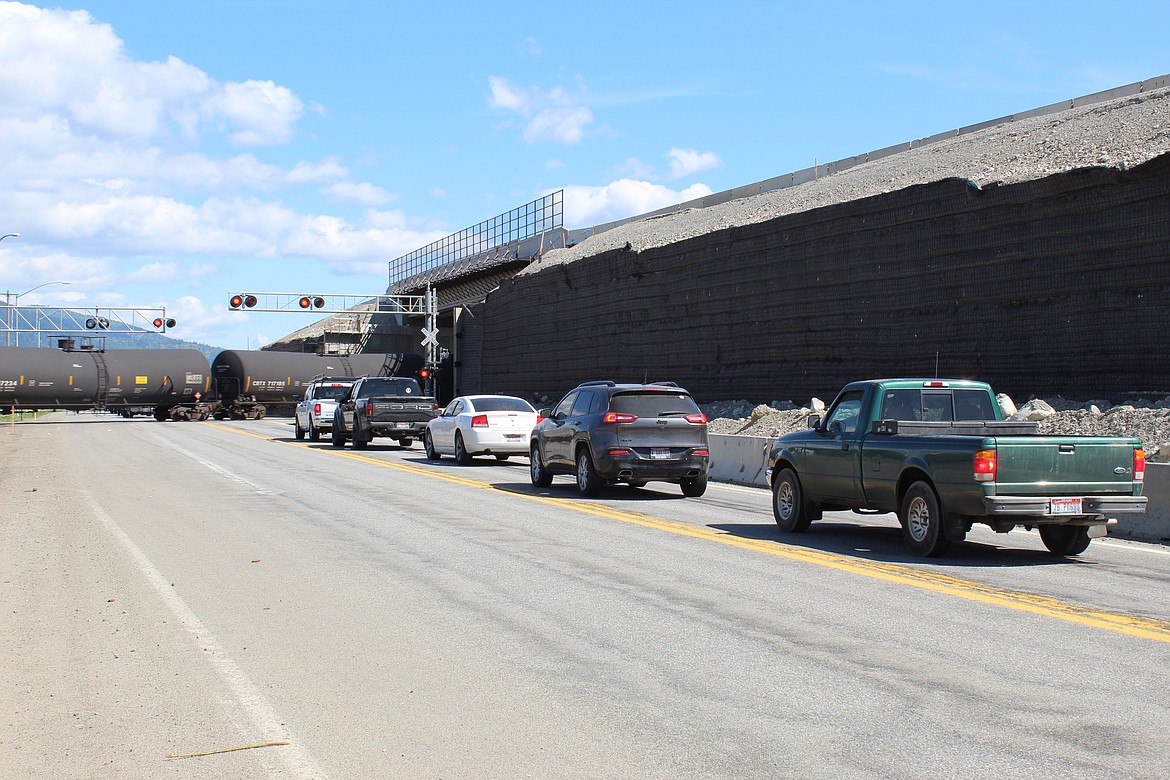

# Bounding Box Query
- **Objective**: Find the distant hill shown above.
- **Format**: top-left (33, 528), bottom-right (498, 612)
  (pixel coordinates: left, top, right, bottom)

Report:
top-left (5, 307), bottom-right (224, 363)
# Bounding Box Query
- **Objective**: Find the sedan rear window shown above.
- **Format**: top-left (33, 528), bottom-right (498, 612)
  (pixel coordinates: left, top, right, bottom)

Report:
top-left (472, 397), bottom-right (534, 413)
top-left (609, 391), bottom-right (700, 417)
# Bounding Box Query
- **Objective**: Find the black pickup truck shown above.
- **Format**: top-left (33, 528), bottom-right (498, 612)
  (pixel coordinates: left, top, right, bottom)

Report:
top-left (331, 376), bottom-right (436, 449)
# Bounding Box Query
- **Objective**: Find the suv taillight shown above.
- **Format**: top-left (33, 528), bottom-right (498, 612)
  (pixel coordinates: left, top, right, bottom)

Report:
top-left (686, 413), bottom-right (707, 424)
top-left (973, 449), bottom-right (996, 482)
top-left (472, 414), bottom-right (488, 428)
top-left (1135, 448), bottom-right (1145, 481)
top-left (603, 412), bottom-right (638, 424)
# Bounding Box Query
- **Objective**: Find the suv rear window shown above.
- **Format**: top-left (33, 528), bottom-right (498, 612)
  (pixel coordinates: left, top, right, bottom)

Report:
top-left (609, 391), bottom-right (700, 417)
top-left (312, 384), bottom-right (352, 400)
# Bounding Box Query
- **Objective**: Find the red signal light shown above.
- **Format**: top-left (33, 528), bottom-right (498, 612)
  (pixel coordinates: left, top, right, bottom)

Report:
top-left (312, 296), bottom-right (325, 308)
top-left (153, 318), bottom-right (164, 328)
top-left (419, 367), bottom-right (431, 380)
top-left (299, 297), bottom-right (312, 309)
top-left (230, 295), bottom-right (244, 308)
top-left (166, 318), bottom-right (176, 328)
top-left (243, 295), bottom-right (257, 308)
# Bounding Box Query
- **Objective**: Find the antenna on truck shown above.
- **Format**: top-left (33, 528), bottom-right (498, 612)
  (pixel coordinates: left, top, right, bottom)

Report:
top-left (935, 351), bottom-right (940, 378)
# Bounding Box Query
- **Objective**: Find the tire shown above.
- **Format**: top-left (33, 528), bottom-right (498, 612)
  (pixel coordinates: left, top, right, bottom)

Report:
top-left (772, 468), bottom-right (819, 533)
top-left (576, 447), bottom-right (602, 497)
top-left (1039, 525), bottom-right (1092, 556)
top-left (352, 424), bottom-right (369, 450)
top-left (681, 474), bottom-right (708, 497)
top-left (331, 418), bottom-right (346, 448)
top-left (627, 480), bottom-right (647, 488)
top-left (309, 427), bottom-right (320, 442)
top-left (294, 419), bottom-right (305, 440)
top-left (530, 442), bottom-right (553, 487)
top-left (455, 432), bottom-right (472, 465)
top-left (424, 430), bottom-right (441, 460)
top-left (255, 408), bottom-right (265, 420)
top-left (900, 481), bottom-right (950, 557)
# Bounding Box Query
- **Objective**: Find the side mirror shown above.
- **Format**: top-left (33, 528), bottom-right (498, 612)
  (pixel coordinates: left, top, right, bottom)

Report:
top-left (540, 408), bottom-right (553, 419)
top-left (806, 413), bottom-right (821, 429)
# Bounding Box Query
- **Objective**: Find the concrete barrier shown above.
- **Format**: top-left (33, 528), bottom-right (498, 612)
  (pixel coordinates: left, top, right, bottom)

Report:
top-left (708, 434), bottom-right (1170, 545)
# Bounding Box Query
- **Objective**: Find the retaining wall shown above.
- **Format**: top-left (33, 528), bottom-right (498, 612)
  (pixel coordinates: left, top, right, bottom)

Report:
top-left (480, 154), bottom-right (1170, 406)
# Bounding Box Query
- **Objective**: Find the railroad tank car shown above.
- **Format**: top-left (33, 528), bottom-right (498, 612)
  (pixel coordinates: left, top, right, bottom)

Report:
top-left (210, 350), bottom-right (424, 405)
top-left (0, 346), bottom-right (211, 413)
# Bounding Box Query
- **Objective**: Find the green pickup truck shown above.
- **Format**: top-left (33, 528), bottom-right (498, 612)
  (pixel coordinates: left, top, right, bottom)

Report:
top-left (766, 379), bottom-right (1147, 557)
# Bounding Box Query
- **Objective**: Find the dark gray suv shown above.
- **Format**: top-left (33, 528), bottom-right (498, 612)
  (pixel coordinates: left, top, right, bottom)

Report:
top-left (529, 381), bottom-right (710, 497)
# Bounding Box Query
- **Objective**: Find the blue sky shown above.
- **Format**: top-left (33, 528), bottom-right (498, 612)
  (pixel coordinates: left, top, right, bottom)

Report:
top-left (2, 0), bottom-right (1168, 350)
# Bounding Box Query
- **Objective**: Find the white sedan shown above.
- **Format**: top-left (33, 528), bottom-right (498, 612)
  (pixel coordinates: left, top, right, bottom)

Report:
top-left (424, 395), bottom-right (540, 465)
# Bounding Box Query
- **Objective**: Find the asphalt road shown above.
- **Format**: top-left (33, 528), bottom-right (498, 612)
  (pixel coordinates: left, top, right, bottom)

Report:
top-left (3, 413), bottom-right (1169, 779)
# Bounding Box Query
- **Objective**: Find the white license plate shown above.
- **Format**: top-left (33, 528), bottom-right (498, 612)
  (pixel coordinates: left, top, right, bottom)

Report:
top-left (650, 448), bottom-right (671, 460)
top-left (504, 434), bottom-right (523, 441)
top-left (1050, 498), bottom-right (1082, 515)
top-left (396, 421), bottom-right (410, 429)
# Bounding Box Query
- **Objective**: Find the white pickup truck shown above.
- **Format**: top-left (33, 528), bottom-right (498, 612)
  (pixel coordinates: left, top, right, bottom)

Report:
top-left (294, 376), bottom-right (356, 441)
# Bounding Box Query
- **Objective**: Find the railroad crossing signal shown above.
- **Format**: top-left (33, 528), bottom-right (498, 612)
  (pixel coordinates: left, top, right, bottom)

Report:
top-left (421, 326), bottom-right (439, 349)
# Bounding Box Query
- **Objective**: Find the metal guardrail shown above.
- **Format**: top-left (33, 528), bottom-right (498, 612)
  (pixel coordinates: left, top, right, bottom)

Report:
top-left (389, 191), bottom-right (563, 288)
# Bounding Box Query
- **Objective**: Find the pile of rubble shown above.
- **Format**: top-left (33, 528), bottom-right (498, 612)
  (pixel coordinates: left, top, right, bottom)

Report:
top-left (701, 395), bottom-right (1170, 462)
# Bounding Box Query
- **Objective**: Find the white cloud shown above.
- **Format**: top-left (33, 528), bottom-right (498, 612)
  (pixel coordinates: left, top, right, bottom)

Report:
top-left (617, 157), bottom-right (656, 179)
top-left (286, 157), bottom-right (348, 184)
top-left (523, 106), bottom-right (593, 144)
top-left (322, 181), bottom-right (394, 206)
top-left (488, 75), bottom-right (594, 145)
top-left (562, 179), bottom-right (714, 226)
top-left (206, 80), bottom-right (303, 146)
top-left (488, 75), bottom-right (530, 112)
top-left (667, 148), bottom-right (722, 179)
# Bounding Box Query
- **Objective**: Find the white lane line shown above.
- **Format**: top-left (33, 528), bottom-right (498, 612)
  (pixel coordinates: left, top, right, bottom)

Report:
top-left (1096, 540), bottom-right (1170, 556)
top-left (84, 493), bottom-right (324, 779)
top-left (149, 431), bottom-right (272, 494)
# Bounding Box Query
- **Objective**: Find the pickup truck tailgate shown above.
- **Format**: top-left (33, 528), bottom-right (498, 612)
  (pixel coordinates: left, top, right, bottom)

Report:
top-left (370, 398), bottom-right (433, 421)
top-left (994, 437), bottom-right (1140, 494)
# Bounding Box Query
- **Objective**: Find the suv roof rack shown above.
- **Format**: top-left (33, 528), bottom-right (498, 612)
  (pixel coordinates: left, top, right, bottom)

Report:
top-left (577, 380), bottom-right (617, 387)
top-left (647, 381), bottom-right (679, 387)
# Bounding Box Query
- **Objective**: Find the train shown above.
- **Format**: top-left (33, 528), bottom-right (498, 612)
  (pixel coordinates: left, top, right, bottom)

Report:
top-left (0, 344), bottom-right (424, 421)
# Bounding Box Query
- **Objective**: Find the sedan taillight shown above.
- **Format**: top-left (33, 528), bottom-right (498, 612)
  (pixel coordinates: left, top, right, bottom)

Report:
top-left (472, 414), bottom-right (488, 428)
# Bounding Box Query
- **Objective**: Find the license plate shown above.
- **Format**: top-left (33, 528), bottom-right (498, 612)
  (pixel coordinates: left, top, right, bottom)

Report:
top-left (396, 421), bottom-right (410, 429)
top-left (504, 434), bottom-right (522, 441)
top-left (1050, 498), bottom-right (1082, 515)
top-left (650, 448), bottom-right (671, 460)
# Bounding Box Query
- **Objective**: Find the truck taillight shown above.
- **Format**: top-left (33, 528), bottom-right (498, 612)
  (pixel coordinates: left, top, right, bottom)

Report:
top-left (365, 401), bottom-right (374, 416)
top-left (471, 414), bottom-right (488, 428)
top-left (314, 403), bottom-right (321, 415)
top-left (603, 412), bottom-right (637, 424)
top-left (1135, 448), bottom-right (1145, 481)
top-left (974, 449), bottom-right (996, 482)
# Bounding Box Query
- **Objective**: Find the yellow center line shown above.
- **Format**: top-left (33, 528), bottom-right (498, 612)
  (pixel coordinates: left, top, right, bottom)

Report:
top-left (207, 422), bottom-right (1170, 644)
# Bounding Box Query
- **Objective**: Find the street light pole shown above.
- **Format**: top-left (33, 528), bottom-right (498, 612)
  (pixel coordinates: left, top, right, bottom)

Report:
top-left (5, 278), bottom-right (71, 348)
top-left (2, 233), bottom-right (20, 347)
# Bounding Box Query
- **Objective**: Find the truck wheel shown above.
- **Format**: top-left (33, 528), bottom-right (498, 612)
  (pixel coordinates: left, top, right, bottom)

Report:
top-left (353, 425), bottom-right (370, 450)
top-left (576, 448), bottom-right (602, 497)
top-left (1039, 525), bottom-right (1092, 555)
top-left (455, 432), bottom-right (473, 465)
top-left (294, 419), bottom-right (305, 440)
top-left (772, 468), bottom-right (818, 533)
top-left (331, 419), bottom-right (346, 448)
top-left (424, 431), bottom-right (441, 460)
top-left (530, 443), bottom-right (553, 487)
top-left (681, 474), bottom-right (708, 497)
top-left (309, 427), bottom-right (320, 442)
top-left (901, 481), bottom-right (950, 557)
